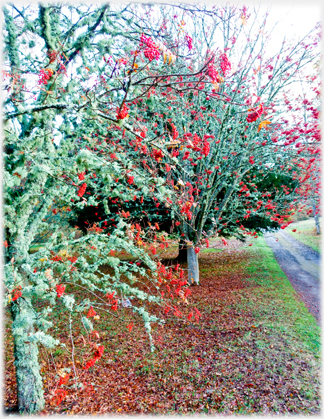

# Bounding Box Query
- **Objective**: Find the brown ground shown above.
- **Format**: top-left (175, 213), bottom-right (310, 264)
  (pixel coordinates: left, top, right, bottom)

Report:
top-left (4, 240), bottom-right (321, 415)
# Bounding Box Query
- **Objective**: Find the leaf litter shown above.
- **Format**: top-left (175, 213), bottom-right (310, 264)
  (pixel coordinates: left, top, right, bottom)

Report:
top-left (4, 240), bottom-right (321, 414)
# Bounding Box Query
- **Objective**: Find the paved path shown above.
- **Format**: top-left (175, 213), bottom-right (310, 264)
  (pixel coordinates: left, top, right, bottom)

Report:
top-left (264, 230), bottom-right (321, 325)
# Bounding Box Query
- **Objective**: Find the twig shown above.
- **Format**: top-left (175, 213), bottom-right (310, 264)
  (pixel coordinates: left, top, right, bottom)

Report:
top-left (69, 312), bottom-right (78, 384)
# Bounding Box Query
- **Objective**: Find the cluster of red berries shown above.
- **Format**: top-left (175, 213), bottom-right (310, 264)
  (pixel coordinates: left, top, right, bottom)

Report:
top-left (77, 183), bottom-right (87, 197)
top-left (140, 33), bottom-right (160, 62)
top-left (140, 127), bottom-right (147, 138)
top-left (51, 254), bottom-right (63, 262)
top-left (246, 104), bottom-right (264, 122)
top-left (185, 34), bottom-right (193, 50)
top-left (127, 322), bottom-right (134, 332)
top-left (56, 284), bottom-right (66, 298)
top-left (144, 47), bottom-right (160, 61)
top-left (78, 171), bottom-right (85, 180)
top-left (105, 292), bottom-right (118, 311)
top-left (171, 123), bottom-right (179, 140)
top-left (12, 285), bottom-right (22, 302)
top-left (53, 389), bottom-right (67, 406)
top-left (84, 345), bottom-right (104, 370)
top-left (111, 299), bottom-right (118, 311)
top-left (219, 53), bottom-right (231, 76)
top-left (140, 33), bottom-right (156, 48)
top-left (187, 307), bottom-right (202, 321)
top-left (87, 306), bottom-right (97, 318)
top-left (202, 140), bottom-right (210, 157)
top-left (152, 148), bottom-right (163, 162)
top-left (58, 374), bottom-right (69, 387)
top-left (182, 150), bottom-right (190, 160)
top-left (116, 104), bottom-right (129, 120)
top-left (180, 201), bottom-right (193, 220)
top-left (207, 64), bottom-right (221, 83)
top-left (38, 68), bottom-right (53, 85)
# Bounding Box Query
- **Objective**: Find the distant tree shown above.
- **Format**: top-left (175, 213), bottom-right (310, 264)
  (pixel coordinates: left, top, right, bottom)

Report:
top-left (281, 64), bottom-right (321, 234)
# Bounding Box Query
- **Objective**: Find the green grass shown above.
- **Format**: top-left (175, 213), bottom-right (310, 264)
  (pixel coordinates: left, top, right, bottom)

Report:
top-left (245, 235), bottom-right (320, 356)
top-left (285, 218), bottom-right (321, 253)
top-left (201, 248), bottom-right (222, 253)
top-left (29, 245), bottom-right (46, 253)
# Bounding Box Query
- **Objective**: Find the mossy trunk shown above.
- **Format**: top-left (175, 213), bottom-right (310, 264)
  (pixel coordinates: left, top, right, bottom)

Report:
top-left (187, 247), bottom-right (199, 285)
top-left (313, 205), bottom-right (321, 235)
top-left (11, 298), bottom-right (45, 413)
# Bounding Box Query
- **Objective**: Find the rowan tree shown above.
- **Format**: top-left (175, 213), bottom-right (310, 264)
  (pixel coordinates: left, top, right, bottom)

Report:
top-left (279, 64), bottom-right (321, 233)
top-left (2, 3), bottom-right (207, 412)
top-left (41, 5), bottom-right (320, 285)
top-left (101, 6), bottom-right (320, 284)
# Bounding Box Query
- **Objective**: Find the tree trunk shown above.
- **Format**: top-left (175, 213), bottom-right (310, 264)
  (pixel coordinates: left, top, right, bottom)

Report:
top-left (11, 298), bottom-right (45, 413)
top-left (187, 247), bottom-right (199, 285)
top-left (313, 205), bottom-right (321, 235)
top-left (175, 238), bottom-right (187, 262)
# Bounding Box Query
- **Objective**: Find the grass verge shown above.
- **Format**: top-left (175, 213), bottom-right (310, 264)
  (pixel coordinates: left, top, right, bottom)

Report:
top-left (245, 236), bottom-right (320, 355)
top-left (285, 218), bottom-right (321, 253)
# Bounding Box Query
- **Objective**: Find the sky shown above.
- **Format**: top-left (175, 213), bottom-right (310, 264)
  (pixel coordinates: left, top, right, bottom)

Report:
top-left (258, 2), bottom-right (321, 39)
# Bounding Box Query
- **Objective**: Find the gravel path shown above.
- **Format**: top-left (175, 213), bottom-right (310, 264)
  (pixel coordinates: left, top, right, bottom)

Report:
top-left (264, 230), bottom-right (321, 325)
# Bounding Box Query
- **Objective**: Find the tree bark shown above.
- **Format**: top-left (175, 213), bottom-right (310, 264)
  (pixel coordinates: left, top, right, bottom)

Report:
top-left (313, 204), bottom-right (321, 235)
top-left (175, 238), bottom-right (187, 262)
top-left (11, 298), bottom-right (45, 413)
top-left (187, 247), bottom-right (199, 285)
